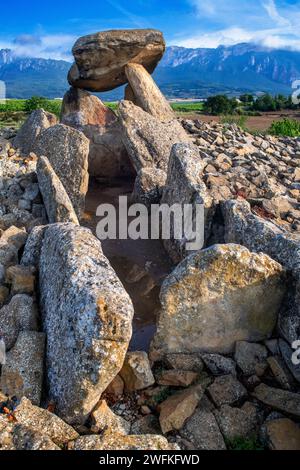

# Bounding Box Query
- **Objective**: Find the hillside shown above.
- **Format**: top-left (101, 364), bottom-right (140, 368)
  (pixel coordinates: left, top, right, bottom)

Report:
top-left (1, 43), bottom-right (300, 99)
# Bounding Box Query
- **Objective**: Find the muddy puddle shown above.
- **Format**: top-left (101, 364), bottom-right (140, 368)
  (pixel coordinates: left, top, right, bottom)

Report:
top-left (82, 178), bottom-right (174, 351)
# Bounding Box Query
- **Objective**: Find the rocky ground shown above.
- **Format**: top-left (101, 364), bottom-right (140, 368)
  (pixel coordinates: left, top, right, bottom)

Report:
top-left (0, 27), bottom-right (300, 452)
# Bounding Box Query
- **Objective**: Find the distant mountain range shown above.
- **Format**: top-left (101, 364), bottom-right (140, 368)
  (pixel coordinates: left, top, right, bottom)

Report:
top-left (1, 43), bottom-right (300, 100)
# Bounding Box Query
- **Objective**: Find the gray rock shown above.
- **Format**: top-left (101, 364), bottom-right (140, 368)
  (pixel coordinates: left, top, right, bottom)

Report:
top-left (201, 353), bottom-right (236, 376)
top-left (180, 408), bottom-right (226, 450)
top-left (252, 384), bottom-right (300, 418)
top-left (279, 339), bottom-right (300, 384)
top-left (214, 402), bottom-right (259, 441)
top-left (132, 167), bottom-right (167, 209)
top-left (33, 124), bottom-right (89, 218)
top-left (0, 294), bottom-right (38, 351)
top-left (165, 353), bottom-right (204, 372)
top-left (68, 29), bottom-right (165, 92)
top-left (161, 143), bottom-right (213, 262)
top-left (119, 100), bottom-right (190, 173)
top-left (14, 397), bottom-right (79, 446)
top-left (13, 109), bottom-right (57, 156)
top-left (37, 156), bottom-right (79, 225)
top-left (0, 331), bottom-right (45, 405)
top-left (125, 63), bottom-right (174, 121)
top-left (235, 341), bottom-right (268, 376)
top-left (150, 244), bottom-right (285, 359)
top-left (21, 225), bottom-right (47, 267)
top-left (61, 87), bottom-right (131, 178)
top-left (207, 375), bottom-right (248, 407)
top-left (131, 415), bottom-right (161, 435)
top-left (267, 355), bottom-right (294, 390)
top-left (69, 431), bottom-right (177, 450)
top-left (36, 224), bottom-right (134, 424)
top-left (0, 416), bottom-right (60, 450)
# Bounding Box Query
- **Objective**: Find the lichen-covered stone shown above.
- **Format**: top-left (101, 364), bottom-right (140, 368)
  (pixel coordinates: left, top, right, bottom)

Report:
top-left (151, 244), bottom-right (285, 359)
top-left (214, 402), bottom-right (259, 441)
top-left (13, 109), bottom-right (57, 156)
top-left (14, 398), bottom-right (79, 446)
top-left (120, 351), bottom-right (155, 391)
top-left (125, 63), bottom-right (174, 121)
top-left (234, 341), bottom-right (268, 376)
top-left (91, 400), bottom-right (130, 435)
top-left (37, 156), bottom-right (79, 225)
top-left (0, 331), bottom-right (45, 405)
top-left (180, 408), bottom-right (226, 450)
top-left (261, 418), bottom-right (300, 450)
top-left (207, 375), bottom-right (247, 407)
top-left (0, 294), bottom-right (38, 351)
top-left (253, 384), bottom-right (300, 418)
top-left (61, 88), bottom-right (131, 178)
top-left (36, 223), bottom-right (134, 424)
top-left (132, 167), bottom-right (167, 209)
top-left (68, 29), bottom-right (165, 92)
top-left (33, 124), bottom-right (89, 218)
top-left (119, 100), bottom-right (190, 172)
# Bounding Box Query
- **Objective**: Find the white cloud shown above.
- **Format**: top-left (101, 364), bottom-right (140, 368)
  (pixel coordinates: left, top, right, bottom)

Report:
top-left (0, 34), bottom-right (75, 61)
top-left (262, 0), bottom-right (290, 27)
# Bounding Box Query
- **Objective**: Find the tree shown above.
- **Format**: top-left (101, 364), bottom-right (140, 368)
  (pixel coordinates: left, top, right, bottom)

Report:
top-left (239, 94), bottom-right (254, 104)
top-left (253, 94), bottom-right (277, 112)
top-left (203, 95), bottom-right (238, 115)
top-left (24, 96), bottom-right (49, 113)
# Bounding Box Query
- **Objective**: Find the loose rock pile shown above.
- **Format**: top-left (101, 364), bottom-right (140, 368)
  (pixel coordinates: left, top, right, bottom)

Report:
top-left (0, 28), bottom-right (300, 451)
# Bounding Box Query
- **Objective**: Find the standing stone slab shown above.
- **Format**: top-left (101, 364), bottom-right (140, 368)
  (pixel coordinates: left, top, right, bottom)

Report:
top-left (119, 100), bottom-right (190, 172)
top-left (0, 331), bottom-right (45, 405)
top-left (150, 244), bottom-right (285, 359)
top-left (125, 63), bottom-right (174, 121)
top-left (37, 224), bottom-right (134, 424)
top-left (13, 109), bottom-right (57, 156)
top-left (33, 124), bottom-right (89, 218)
top-left (61, 88), bottom-right (132, 178)
top-left (68, 29), bottom-right (165, 92)
top-left (37, 156), bottom-right (79, 225)
top-left (161, 143), bottom-right (213, 263)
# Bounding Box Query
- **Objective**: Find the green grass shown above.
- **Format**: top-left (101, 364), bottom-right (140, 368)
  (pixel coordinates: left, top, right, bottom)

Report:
top-left (226, 436), bottom-right (264, 451)
top-left (268, 118), bottom-right (300, 137)
top-left (170, 102), bottom-right (204, 113)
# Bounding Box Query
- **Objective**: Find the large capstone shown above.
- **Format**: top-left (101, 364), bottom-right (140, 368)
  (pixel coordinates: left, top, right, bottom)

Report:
top-left (23, 223), bottom-right (134, 424)
top-left (68, 29), bottom-right (165, 92)
top-left (150, 244), bottom-right (286, 359)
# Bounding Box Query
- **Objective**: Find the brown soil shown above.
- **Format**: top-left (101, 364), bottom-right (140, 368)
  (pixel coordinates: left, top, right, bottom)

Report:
top-left (184, 109), bottom-right (300, 132)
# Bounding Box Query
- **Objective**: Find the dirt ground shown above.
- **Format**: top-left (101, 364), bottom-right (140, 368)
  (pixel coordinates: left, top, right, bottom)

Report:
top-left (182, 109), bottom-right (300, 132)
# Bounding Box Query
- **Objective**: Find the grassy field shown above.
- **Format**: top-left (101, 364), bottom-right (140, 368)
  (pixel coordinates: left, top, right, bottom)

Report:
top-left (1, 99), bottom-right (299, 135)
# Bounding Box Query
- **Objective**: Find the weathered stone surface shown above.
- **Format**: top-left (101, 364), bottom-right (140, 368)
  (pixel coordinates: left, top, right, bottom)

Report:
top-left (37, 223), bottom-right (134, 424)
top-left (156, 370), bottom-right (198, 387)
top-left (261, 418), bottom-right (300, 450)
top-left (119, 100), bottom-right (190, 173)
top-left (222, 199), bottom-right (300, 344)
top-left (279, 339), bottom-right (300, 384)
top-left (161, 142), bottom-right (213, 262)
top-left (0, 331), bottom-right (45, 405)
top-left (132, 167), bottom-right (167, 209)
top-left (165, 353), bottom-right (204, 372)
top-left (208, 375), bottom-right (247, 407)
top-left (159, 385), bottom-right (204, 434)
top-left (201, 354), bottom-right (236, 376)
top-left (33, 124), bottom-right (89, 218)
top-left (120, 352), bottom-right (155, 391)
top-left (0, 225), bottom-right (28, 250)
top-left (14, 397), bottom-right (79, 446)
top-left (0, 416), bottom-right (60, 450)
top-left (235, 342), bottom-right (268, 376)
top-left (214, 402), bottom-right (259, 441)
top-left (180, 408), bottom-right (226, 450)
top-left (61, 88), bottom-right (131, 178)
top-left (68, 29), bottom-right (165, 92)
top-left (131, 415), bottom-right (161, 435)
top-left (151, 244), bottom-right (285, 359)
top-left (21, 225), bottom-right (47, 267)
top-left (267, 355), bottom-right (293, 390)
top-left (13, 109), bottom-right (57, 156)
top-left (37, 156), bottom-right (79, 225)
top-left (253, 384), bottom-right (300, 418)
top-left (6, 265), bottom-right (35, 295)
top-left (69, 430), bottom-right (177, 450)
top-left (91, 400), bottom-right (130, 435)
top-left (125, 63), bottom-right (174, 121)
top-left (0, 294), bottom-right (38, 351)
top-left (105, 375), bottom-right (125, 398)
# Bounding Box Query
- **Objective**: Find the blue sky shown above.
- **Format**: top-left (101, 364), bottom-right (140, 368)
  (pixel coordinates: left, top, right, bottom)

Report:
top-left (1, 0), bottom-right (300, 59)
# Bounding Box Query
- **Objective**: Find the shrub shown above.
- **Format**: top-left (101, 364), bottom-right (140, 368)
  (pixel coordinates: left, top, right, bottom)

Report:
top-left (24, 97), bottom-right (62, 117)
top-left (221, 114), bottom-right (248, 130)
top-left (268, 118), bottom-right (300, 137)
top-left (226, 436), bottom-right (264, 451)
top-left (203, 95), bottom-right (238, 115)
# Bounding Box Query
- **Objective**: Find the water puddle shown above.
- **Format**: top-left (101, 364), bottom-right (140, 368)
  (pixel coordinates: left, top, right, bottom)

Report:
top-left (82, 178), bottom-right (174, 351)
